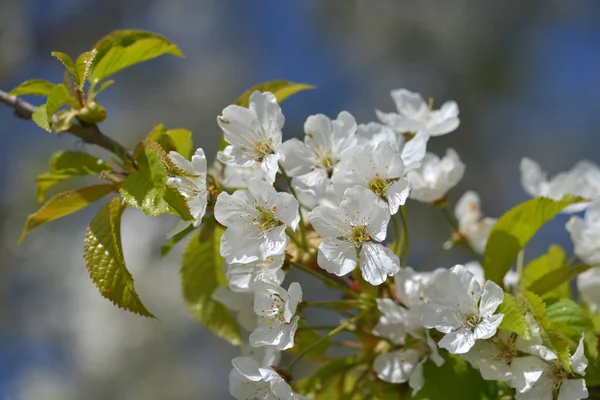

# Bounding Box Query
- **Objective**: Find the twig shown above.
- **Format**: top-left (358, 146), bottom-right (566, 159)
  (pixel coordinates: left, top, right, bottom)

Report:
top-left (0, 89), bottom-right (133, 161)
top-left (289, 260), bottom-right (359, 299)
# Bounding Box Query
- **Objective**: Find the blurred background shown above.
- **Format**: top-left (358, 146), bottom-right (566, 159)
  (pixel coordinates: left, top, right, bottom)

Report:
top-left (1, 1), bottom-right (600, 398)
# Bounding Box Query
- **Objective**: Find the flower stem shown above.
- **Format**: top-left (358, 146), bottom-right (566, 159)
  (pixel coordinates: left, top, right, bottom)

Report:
top-left (289, 261), bottom-right (360, 299)
top-left (279, 164), bottom-right (309, 250)
top-left (439, 203), bottom-right (483, 263)
top-left (287, 311), bottom-right (366, 371)
top-left (399, 205), bottom-right (409, 265)
top-left (391, 215), bottom-right (400, 255)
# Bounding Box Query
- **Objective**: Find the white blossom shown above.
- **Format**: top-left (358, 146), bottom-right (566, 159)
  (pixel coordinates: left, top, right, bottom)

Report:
top-left (355, 123), bottom-right (429, 171)
top-left (214, 179), bottom-right (299, 264)
top-left (222, 163), bottom-right (267, 188)
top-left (282, 111), bottom-right (357, 182)
top-left (455, 191), bottom-right (496, 254)
top-left (407, 149), bottom-right (465, 203)
top-left (376, 88), bottom-right (459, 136)
top-left (373, 332), bottom-right (443, 395)
top-left (567, 201), bottom-right (600, 265)
top-left (332, 141), bottom-right (411, 215)
top-left (241, 344), bottom-right (281, 369)
top-left (576, 267), bottom-right (600, 313)
top-left (394, 266), bottom-right (432, 307)
top-left (520, 158), bottom-right (600, 212)
top-left (308, 186), bottom-right (399, 285)
top-left (421, 264), bottom-right (504, 354)
top-left (372, 298), bottom-right (409, 345)
top-left (212, 287), bottom-right (257, 331)
top-left (217, 91), bottom-right (285, 185)
top-left (229, 356), bottom-right (304, 400)
top-left (249, 281), bottom-right (302, 350)
top-left (226, 254), bottom-right (286, 293)
top-left (166, 148), bottom-right (208, 237)
top-left (516, 336), bottom-right (588, 400)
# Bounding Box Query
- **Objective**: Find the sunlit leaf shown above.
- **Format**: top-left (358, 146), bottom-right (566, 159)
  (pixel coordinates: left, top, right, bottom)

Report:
top-left (51, 51), bottom-right (77, 81)
top-left (31, 84), bottom-right (72, 132)
top-left (19, 184), bottom-right (114, 242)
top-left (483, 196), bottom-right (586, 285)
top-left (181, 220), bottom-right (242, 345)
top-left (528, 264), bottom-right (591, 298)
top-left (167, 129), bottom-right (193, 159)
top-left (84, 197), bottom-right (155, 317)
top-left (545, 298), bottom-right (598, 359)
top-left (521, 245), bottom-right (570, 298)
top-left (36, 151), bottom-right (113, 203)
top-left (74, 49), bottom-right (97, 90)
top-left (9, 79), bottom-right (54, 97)
top-left (218, 80), bottom-right (315, 151)
top-left (497, 293), bottom-right (530, 339)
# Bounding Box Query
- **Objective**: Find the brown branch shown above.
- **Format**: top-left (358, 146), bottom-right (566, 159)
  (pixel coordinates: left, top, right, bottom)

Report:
top-left (0, 89), bottom-right (132, 161)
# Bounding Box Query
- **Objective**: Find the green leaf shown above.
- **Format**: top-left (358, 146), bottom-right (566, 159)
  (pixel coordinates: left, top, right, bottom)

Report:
top-left (497, 293), bottom-right (530, 339)
top-left (92, 30), bottom-right (177, 64)
top-left (218, 80), bottom-right (315, 151)
top-left (51, 52), bottom-right (78, 81)
top-left (119, 140), bottom-right (192, 219)
top-left (528, 264), bottom-right (591, 298)
top-left (145, 124), bottom-right (176, 153)
top-left (19, 184), bottom-right (114, 242)
top-left (291, 319), bottom-right (331, 362)
top-left (521, 245), bottom-right (570, 298)
top-left (414, 353), bottom-right (495, 400)
top-left (522, 291), bottom-right (572, 370)
top-left (483, 196), bottom-right (586, 285)
top-left (84, 197), bottom-right (155, 318)
top-left (295, 356), bottom-right (357, 395)
top-left (9, 79), bottom-right (54, 96)
top-left (74, 49), bottom-right (97, 90)
top-left (181, 220), bottom-right (242, 345)
top-left (32, 105), bottom-right (51, 132)
top-left (93, 80), bottom-right (115, 97)
top-left (91, 37), bottom-right (183, 83)
top-left (545, 298), bottom-right (598, 359)
top-left (31, 84), bottom-right (72, 132)
top-left (52, 109), bottom-right (78, 133)
top-left (161, 223), bottom-right (195, 256)
top-left (36, 151), bottom-right (113, 203)
top-left (167, 129), bottom-right (193, 159)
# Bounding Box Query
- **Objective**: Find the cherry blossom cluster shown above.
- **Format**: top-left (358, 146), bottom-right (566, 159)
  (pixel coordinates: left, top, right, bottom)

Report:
top-left (161, 88), bottom-right (598, 399)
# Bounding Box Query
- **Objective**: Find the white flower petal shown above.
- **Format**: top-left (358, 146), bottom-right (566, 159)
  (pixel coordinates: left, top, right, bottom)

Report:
top-left (479, 280), bottom-right (504, 317)
top-left (558, 379), bottom-right (588, 400)
top-left (473, 313), bottom-right (503, 340)
top-left (510, 356), bottom-right (547, 393)
top-left (571, 335), bottom-right (588, 376)
top-left (387, 178), bottom-right (411, 215)
top-left (360, 243), bottom-right (400, 285)
top-left (317, 238), bottom-right (357, 276)
top-left (438, 328), bottom-right (476, 354)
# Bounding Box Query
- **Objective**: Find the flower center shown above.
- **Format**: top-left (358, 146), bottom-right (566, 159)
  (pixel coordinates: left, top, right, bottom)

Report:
top-left (264, 293), bottom-right (287, 327)
top-left (368, 174), bottom-right (393, 199)
top-left (318, 153), bottom-right (335, 176)
top-left (348, 225), bottom-right (371, 247)
top-left (255, 205), bottom-right (281, 232)
top-left (549, 361), bottom-right (566, 390)
top-left (253, 139), bottom-right (275, 158)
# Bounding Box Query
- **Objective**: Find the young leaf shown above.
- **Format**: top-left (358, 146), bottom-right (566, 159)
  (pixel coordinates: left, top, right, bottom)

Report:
top-left (31, 84), bottom-right (72, 132)
top-left (181, 220), bottom-right (242, 345)
top-left (74, 49), bottom-right (97, 90)
top-left (218, 80), bottom-right (315, 151)
top-left (36, 150), bottom-right (113, 203)
top-left (90, 37), bottom-right (183, 83)
top-left (521, 245), bottom-right (570, 298)
top-left (545, 298), bottom-right (598, 358)
top-left (32, 105), bottom-right (51, 132)
top-left (51, 52), bottom-right (78, 81)
top-left (91, 30), bottom-right (177, 64)
top-left (167, 129), bottom-right (193, 159)
top-left (522, 290), bottom-right (572, 370)
top-left (84, 198), bottom-right (155, 318)
top-left (528, 264), bottom-right (591, 298)
top-left (483, 196), bottom-right (586, 285)
top-left (145, 124), bottom-right (176, 153)
top-left (19, 184), bottom-right (114, 242)
top-left (9, 79), bottom-right (54, 97)
top-left (497, 293), bottom-right (530, 339)
top-left (119, 140), bottom-right (192, 219)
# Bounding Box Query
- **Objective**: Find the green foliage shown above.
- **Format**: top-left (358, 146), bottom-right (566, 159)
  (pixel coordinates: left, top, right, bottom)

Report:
top-left (19, 184), bottom-right (114, 242)
top-left (36, 151), bottom-right (113, 203)
top-left (119, 140), bottom-right (192, 219)
top-left (545, 298), bottom-right (598, 358)
top-left (483, 196), bottom-right (586, 285)
top-left (9, 79), bottom-right (54, 96)
top-left (522, 291), bottom-right (572, 371)
top-left (161, 224), bottom-right (195, 256)
top-left (497, 292), bottom-right (531, 339)
top-left (295, 356), bottom-right (358, 396)
top-left (291, 320), bottom-right (331, 362)
top-left (165, 128), bottom-right (194, 159)
top-left (218, 80), bottom-right (315, 151)
top-left (84, 198), bottom-right (155, 318)
top-left (90, 30), bottom-right (183, 83)
top-left (77, 101), bottom-right (107, 124)
top-left (528, 264), bottom-right (591, 299)
top-left (521, 245), bottom-right (570, 298)
top-left (74, 49), bottom-right (98, 90)
top-left (412, 353), bottom-right (496, 400)
top-left (31, 84), bottom-right (72, 132)
top-left (181, 220), bottom-right (242, 345)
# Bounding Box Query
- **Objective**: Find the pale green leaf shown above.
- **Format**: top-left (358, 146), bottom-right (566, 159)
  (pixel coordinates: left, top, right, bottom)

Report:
top-left (522, 245), bottom-right (570, 298)
top-left (522, 291), bottom-right (572, 370)
top-left (84, 198), bottom-right (155, 318)
top-left (36, 151), bottom-right (113, 203)
top-left (51, 52), bottom-right (78, 81)
top-left (74, 49), bottom-right (97, 90)
top-left (91, 38), bottom-right (183, 82)
top-left (167, 129), bottom-right (193, 159)
top-left (119, 140), bottom-right (192, 219)
top-left (32, 104), bottom-right (51, 132)
top-left (181, 220), bottom-right (242, 345)
top-left (218, 80), bottom-right (315, 151)
top-left (94, 80), bottom-right (115, 97)
top-left (497, 293), bottom-right (530, 339)
top-left (528, 264), bottom-right (591, 298)
top-left (32, 84), bottom-right (72, 132)
top-left (52, 109), bottom-right (78, 133)
top-left (19, 184), bottom-right (114, 242)
top-left (545, 298), bottom-right (598, 359)
top-left (9, 79), bottom-right (54, 96)
top-left (483, 196), bottom-right (586, 284)
top-left (91, 30), bottom-right (178, 64)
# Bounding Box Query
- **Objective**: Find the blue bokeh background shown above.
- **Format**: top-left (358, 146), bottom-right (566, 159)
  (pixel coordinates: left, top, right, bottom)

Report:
top-left (1, 1), bottom-right (600, 398)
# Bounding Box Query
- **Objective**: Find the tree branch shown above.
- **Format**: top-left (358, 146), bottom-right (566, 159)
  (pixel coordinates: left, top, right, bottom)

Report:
top-left (0, 89), bottom-right (132, 161)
